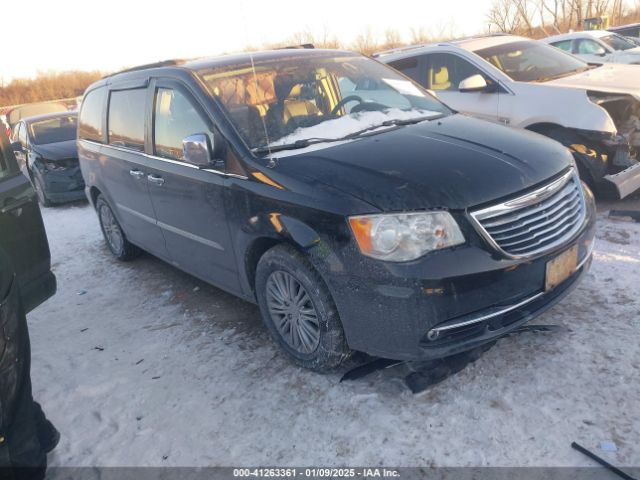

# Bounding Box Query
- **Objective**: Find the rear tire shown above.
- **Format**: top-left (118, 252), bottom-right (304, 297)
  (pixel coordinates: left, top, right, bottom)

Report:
top-left (255, 244), bottom-right (351, 372)
top-left (95, 194), bottom-right (141, 261)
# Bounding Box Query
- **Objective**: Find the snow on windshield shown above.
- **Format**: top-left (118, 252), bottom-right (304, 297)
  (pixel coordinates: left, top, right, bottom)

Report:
top-left (269, 108), bottom-right (441, 147)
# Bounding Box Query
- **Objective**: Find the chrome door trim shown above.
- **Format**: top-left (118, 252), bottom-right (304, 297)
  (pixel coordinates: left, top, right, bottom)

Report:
top-left (79, 139), bottom-right (249, 180)
top-left (116, 203), bottom-right (224, 251)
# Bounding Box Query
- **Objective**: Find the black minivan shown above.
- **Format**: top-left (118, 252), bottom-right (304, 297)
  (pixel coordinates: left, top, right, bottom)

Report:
top-left (78, 49), bottom-right (596, 371)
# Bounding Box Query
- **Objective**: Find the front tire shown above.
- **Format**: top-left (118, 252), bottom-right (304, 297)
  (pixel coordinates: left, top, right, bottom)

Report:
top-left (95, 194), bottom-right (141, 261)
top-left (255, 244), bottom-right (351, 372)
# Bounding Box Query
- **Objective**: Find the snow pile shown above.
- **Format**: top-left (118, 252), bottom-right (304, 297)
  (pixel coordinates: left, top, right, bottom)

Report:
top-left (27, 203), bottom-right (640, 467)
top-left (270, 108), bottom-right (440, 146)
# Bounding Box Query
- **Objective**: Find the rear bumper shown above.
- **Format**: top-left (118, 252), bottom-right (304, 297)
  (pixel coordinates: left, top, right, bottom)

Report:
top-left (39, 166), bottom-right (86, 204)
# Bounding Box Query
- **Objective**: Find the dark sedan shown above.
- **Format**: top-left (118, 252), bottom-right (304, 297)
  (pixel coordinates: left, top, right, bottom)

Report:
top-left (11, 112), bottom-right (85, 206)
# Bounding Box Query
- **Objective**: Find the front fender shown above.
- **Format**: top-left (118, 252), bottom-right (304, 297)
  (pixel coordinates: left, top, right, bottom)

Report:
top-left (510, 83), bottom-right (616, 133)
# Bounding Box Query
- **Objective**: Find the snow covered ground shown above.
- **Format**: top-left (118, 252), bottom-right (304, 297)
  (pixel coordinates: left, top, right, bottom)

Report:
top-left (28, 200), bottom-right (639, 468)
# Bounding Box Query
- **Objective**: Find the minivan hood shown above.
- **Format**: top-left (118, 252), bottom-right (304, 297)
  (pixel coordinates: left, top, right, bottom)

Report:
top-left (273, 114), bottom-right (571, 211)
top-left (545, 64), bottom-right (640, 98)
top-left (32, 140), bottom-right (77, 160)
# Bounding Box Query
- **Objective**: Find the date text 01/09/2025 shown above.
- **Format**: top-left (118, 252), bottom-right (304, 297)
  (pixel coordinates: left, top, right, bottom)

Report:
top-left (233, 468), bottom-right (401, 478)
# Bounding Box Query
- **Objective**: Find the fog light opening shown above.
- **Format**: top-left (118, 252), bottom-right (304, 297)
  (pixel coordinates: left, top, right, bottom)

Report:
top-left (427, 330), bottom-right (440, 341)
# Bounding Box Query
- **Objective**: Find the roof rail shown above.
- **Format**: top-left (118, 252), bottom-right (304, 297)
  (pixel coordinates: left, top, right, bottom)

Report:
top-left (103, 59), bottom-right (185, 78)
top-left (372, 32), bottom-right (514, 57)
top-left (372, 43), bottom-right (430, 58)
top-left (278, 43), bottom-right (315, 50)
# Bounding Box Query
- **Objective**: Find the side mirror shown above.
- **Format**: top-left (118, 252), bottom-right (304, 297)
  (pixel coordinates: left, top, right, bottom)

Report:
top-left (459, 74), bottom-right (488, 93)
top-left (183, 133), bottom-right (213, 168)
top-left (10, 141), bottom-right (23, 153)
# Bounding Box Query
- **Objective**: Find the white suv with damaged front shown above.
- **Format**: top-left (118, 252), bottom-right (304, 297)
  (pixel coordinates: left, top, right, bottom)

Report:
top-left (377, 34), bottom-right (640, 198)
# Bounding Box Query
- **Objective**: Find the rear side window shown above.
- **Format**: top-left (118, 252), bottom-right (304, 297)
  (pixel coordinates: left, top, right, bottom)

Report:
top-left (79, 87), bottom-right (107, 142)
top-left (551, 40), bottom-right (573, 53)
top-left (388, 57), bottom-right (421, 84)
top-left (108, 89), bottom-right (146, 152)
top-left (576, 39), bottom-right (606, 55)
top-left (11, 123), bottom-right (22, 143)
top-left (17, 123), bottom-right (27, 145)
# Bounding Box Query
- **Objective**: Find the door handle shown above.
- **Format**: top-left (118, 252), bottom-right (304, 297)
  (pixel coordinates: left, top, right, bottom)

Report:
top-left (129, 169), bottom-right (145, 180)
top-left (147, 174), bottom-right (165, 186)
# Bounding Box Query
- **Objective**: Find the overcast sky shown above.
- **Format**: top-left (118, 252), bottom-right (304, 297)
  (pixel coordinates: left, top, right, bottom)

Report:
top-left (1, 0), bottom-right (494, 82)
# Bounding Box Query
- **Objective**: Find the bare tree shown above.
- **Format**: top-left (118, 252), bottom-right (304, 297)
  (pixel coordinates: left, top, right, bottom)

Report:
top-left (487, 0), bottom-right (524, 32)
top-left (352, 27), bottom-right (376, 55)
top-left (383, 29), bottom-right (403, 49)
top-left (409, 26), bottom-right (431, 44)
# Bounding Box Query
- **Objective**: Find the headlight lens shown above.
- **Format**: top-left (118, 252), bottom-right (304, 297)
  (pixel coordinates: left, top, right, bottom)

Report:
top-left (349, 211), bottom-right (465, 262)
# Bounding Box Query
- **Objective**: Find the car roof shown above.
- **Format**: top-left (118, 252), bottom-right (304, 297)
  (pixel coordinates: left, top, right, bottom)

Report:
top-left (22, 111), bottom-right (77, 124)
top-left (544, 30), bottom-right (611, 43)
top-left (375, 34), bottom-right (532, 61)
top-left (93, 49), bottom-right (357, 88)
top-left (609, 23), bottom-right (640, 31)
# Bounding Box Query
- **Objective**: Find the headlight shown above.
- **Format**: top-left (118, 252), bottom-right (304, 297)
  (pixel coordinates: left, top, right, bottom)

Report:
top-left (348, 211), bottom-right (465, 262)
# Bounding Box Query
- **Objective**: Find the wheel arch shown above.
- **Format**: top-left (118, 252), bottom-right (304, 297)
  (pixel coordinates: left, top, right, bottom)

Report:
top-left (89, 186), bottom-right (102, 208)
top-left (243, 215), bottom-right (324, 298)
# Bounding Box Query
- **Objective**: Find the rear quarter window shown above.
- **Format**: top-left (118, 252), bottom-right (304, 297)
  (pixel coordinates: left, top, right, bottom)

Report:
top-left (79, 87), bottom-right (107, 142)
top-left (108, 89), bottom-right (146, 151)
top-left (551, 40), bottom-right (573, 52)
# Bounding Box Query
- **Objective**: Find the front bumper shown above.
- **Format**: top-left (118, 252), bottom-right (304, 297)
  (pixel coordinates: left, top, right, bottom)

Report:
top-left (604, 161), bottom-right (640, 199)
top-left (320, 187), bottom-right (597, 361)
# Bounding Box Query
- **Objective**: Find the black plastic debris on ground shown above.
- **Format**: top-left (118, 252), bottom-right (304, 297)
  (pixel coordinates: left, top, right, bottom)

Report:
top-left (572, 442), bottom-right (638, 480)
top-left (340, 324), bottom-right (564, 393)
top-left (609, 210), bottom-right (640, 223)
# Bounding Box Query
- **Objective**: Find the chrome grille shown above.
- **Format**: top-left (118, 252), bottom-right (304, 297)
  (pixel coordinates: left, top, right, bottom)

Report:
top-left (470, 169), bottom-right (586, 258)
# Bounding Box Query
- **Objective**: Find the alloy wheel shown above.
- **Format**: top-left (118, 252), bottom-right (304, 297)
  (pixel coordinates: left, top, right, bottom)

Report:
top-left (265, 270), bottom-right (321, 354)
top-left (99, 204), bottom-right (124, 254)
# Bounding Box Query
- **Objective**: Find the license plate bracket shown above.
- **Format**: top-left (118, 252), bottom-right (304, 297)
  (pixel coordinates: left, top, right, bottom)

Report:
top-left (545, 246), bottom-right (578, 291)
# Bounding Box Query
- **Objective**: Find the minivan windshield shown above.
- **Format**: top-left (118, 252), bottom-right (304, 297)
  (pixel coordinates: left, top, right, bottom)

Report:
top-left (475, 40), bottom-right (591, 82)
top-left (29, 115), bottom-right (77, 145)
top-left (197, 52), bottom-right (451, 152)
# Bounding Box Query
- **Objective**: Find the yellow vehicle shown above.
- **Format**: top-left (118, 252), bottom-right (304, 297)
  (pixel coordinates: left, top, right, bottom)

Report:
top-left (584, 16), bottom-right (610, 30)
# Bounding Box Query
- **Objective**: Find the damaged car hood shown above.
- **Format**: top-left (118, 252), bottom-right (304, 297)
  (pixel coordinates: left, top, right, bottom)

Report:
top-left (32, 140), bottom-right (77, 161)
top-left (545, 64), bottom-right (640, 98)
top-left (273, 114), bottom-right (572, 211)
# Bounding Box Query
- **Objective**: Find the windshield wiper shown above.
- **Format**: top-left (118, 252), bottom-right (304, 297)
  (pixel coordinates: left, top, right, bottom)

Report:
top-left (252, 137), bottom-right (342, 154)
top-left (252, 114), bottom-right (444, 155)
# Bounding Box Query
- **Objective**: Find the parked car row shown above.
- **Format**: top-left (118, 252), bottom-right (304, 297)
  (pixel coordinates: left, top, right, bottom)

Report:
top-left (377, 34), bottom-right (640, 199)
top-left (543, 30), bottom-right (640, 64)
top-left (3, 29), bottom-right (636, 372)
